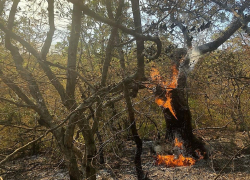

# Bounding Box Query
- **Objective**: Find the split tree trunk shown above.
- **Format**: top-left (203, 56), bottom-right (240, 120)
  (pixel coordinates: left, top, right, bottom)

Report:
top-left (163, 88), bottom-right (207, 159)
top-left (162, 48), bottom-right (207, 159)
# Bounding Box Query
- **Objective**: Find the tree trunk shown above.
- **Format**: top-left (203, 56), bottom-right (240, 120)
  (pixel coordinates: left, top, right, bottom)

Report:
top-left (96, 131), bottom-right (105, 164)
top-left (66, 150), bottom-right (82, 180)
top-left (163, 88), bottom-right (207, 159)
top-left (85, 136), bottom-right (97, 180)
top-left (123, 83), bottom-right (145, 180)
top-left (165, 48), bottom-right (207, 159)
top-left (153, 48), bottom-right (207, 160)
top-left (53, 129), bottom-right (82, 180)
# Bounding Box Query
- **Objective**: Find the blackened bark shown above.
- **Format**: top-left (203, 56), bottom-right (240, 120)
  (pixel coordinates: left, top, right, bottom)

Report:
top-left (163, 89), bottom-right (207, 159)
top-left (124, 83), bottom-right (144, 180)
top-left (161, 48), bottom-right (207, 159)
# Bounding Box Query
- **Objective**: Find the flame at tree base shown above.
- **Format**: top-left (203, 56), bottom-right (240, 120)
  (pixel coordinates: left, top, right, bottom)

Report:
top-left (156, 154), bottom-right (196, 167)
top-left (155, 138), bottom-right (197, 167)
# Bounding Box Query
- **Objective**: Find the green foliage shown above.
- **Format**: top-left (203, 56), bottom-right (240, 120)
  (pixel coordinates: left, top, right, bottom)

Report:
top-left (188, 44), bottom-right (250, 130)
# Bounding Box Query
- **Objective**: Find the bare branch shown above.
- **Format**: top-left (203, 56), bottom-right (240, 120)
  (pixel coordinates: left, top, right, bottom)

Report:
top-left (105, 0), bottom-right (114, 19)
top-left (0, 69), bottom-right (38, 112)
top-left (214, 143), bottom-right (250, 180)
top-left (0, 22), bottom-right (67, 105)
top-left (68, 0), bottom-right (162, 60)
top-left (115, 32), bottom-right (126, 70)
top-left (211, 0), bottom-right (250, 36)
top-left (193, 120), bottom-right (233, 131)
top-left (41, 0), bottom-right (55, 59)
top-left (44, 60), bottom-right (95, 90)
top-left (64, 110), bottom-right (78, 147)
top-left (101, 0), bottom-right (123, 86)
top-left (131, 0), bottom-right (145, 78)
top-left (0, 0), bottom-right (6, 16)
top-left (4, 0), bottom-right (51, 122)
top-left (0, 97), bottom-right (33, 108)
top-left (170, 14), bottom-right (192, 48)
top-left (0, 135), bottom-right (44, 165)
top-left (101, 28), bottom-right (119, 86)
top-left (0, 113), bottom-right (73, 166)
top-left (123, 81), bottom-right (144, 179)
top-left (198, 16), bottom-right (250, 54)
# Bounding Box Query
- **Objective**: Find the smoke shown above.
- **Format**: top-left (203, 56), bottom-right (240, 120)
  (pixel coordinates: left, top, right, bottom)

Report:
top-left (189, 47), bottom-right (201, 71)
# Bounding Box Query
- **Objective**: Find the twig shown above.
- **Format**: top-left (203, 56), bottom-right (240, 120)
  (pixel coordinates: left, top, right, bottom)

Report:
top-left (214, 143), bottom-right (250, 180)
top-left (193, 120), bottom-right (233, 131)
top-left (0, 97), bottom-right (33, 108)
top-left (105, 162), bottom-right (119, 180)
top-left (43, 60), bottom-right (95, 90)
top-left (0, 134), bottom-right (45, 165)
top-left (0, 113), bottom-right (72, 165)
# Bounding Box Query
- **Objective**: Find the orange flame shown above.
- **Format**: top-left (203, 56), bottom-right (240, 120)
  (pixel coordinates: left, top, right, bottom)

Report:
top-left (149, 67), bottom-right (200, 167)
top-left (174, 138), bottom-right (183, 149)
top-left (156, 154), bottom-right (196, 167)
top-left (168, 65), bottom-right (179, 89)
top-left (155, 138), bottom-right (196, 167)
top-left (149, 66), bottom-right (179, 119)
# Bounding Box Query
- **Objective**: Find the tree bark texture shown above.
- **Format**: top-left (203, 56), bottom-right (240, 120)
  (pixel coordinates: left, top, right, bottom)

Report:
top-left (78, 117), bottom-right (97, 180)
top-left (131, 0), bottom-right (145, 79)
top-left (85, 135), bottom-right (97, 180)
top-left (66, 4), bottom-right (82, 108)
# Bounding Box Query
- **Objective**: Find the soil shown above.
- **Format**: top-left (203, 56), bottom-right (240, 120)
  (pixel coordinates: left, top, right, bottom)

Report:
top-left (1, 130), bottom-right (250, 180)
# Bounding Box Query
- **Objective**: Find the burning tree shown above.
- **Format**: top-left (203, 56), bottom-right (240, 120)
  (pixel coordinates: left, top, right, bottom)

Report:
top-left (148, 49), bottom-right (208, 165)
top-left (0, 0), bottom-right (250, 180)
top-left (144, 0), bottom-right (250, 166)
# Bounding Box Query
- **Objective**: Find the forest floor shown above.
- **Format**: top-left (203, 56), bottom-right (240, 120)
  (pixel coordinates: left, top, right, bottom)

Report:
top-left (1, 129), bottom-right (250, 180)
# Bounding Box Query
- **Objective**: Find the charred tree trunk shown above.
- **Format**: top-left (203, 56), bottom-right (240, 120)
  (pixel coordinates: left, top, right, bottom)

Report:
top-left (154, 48), bottom-right (207, 160)
top-left (165, 48), bottom-right (207, 159)
top-left (163, 89), bottom-right (207, 159)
